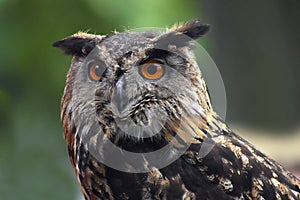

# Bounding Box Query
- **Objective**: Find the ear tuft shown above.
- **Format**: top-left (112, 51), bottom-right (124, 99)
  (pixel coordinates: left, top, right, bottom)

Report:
top-left (175, 19), bottom-right (210, 40)
top-left (155, 20), bottom-right (210, 49)
top-left (53, 32), bottom-right (102, 57)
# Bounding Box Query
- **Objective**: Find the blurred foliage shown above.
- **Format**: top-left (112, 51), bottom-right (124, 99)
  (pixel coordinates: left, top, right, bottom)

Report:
top-left (0, 0), bottom-right (199, 199)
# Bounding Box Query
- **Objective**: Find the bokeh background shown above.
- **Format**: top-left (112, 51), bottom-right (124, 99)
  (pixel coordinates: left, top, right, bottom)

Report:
top-left (0, 0), bottom-right (299, 199)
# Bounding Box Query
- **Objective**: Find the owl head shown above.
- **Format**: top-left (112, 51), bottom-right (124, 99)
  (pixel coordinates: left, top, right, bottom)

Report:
top-left (54, 20), bottom-right (213, 170)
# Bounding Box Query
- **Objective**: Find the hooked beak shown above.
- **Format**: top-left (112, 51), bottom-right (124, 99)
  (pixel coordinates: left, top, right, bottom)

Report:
top-left (112, 76), bottom-right (130, 114)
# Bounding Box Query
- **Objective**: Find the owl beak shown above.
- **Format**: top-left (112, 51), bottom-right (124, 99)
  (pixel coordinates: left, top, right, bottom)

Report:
top-left (113, 76), bottom-right (129, 114)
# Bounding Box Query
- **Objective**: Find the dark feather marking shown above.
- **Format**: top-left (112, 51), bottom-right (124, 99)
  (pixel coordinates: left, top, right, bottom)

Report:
top-left (155, 20), bottom-right (210, 49)
top-left (53, 33), bottom-right (103, 57)
top-left (175, 19), bottom-right (210, 40)
top-left (105, 168), bottom-right (145, 199)
top-left (53, 38), bottom-right (95, 56)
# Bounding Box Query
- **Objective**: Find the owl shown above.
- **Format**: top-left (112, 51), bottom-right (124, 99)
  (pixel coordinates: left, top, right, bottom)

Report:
top-left (54, 20), bottom-right (300, 200)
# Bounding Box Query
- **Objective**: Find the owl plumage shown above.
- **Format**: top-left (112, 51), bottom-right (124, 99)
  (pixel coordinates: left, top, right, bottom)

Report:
top-left (54, 20), bottom-right (300, 200)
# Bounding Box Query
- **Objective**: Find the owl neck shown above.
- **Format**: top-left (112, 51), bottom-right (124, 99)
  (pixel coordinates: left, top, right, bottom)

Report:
top-left (161, 109), bottom-right (231, 149)
top-left (103, 109), bottom-right (230, 152)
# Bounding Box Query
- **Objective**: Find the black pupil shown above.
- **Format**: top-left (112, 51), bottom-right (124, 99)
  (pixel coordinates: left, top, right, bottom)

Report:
top-left (147, 64), bottom-right (158, 75)
top-left (94, 65), bottom-right (103, 77)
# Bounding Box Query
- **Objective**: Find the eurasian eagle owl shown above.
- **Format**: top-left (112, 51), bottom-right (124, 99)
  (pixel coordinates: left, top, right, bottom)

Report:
top-left (54, 20), bottom-right (300, 200)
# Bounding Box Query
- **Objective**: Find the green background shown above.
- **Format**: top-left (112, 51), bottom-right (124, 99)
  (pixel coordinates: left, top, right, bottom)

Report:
top-left (0, 0), bottom-right (299, 199)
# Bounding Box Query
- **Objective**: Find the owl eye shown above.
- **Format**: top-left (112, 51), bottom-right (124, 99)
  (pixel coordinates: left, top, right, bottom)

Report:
top-left (140, 60), bottom-right (164, 80)
top-left (88, 61), bottom-right (107, 81)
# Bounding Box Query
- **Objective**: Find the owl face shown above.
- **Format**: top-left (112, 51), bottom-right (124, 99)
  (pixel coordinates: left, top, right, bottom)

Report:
top-left (55, 20), bottom-right (211, 146)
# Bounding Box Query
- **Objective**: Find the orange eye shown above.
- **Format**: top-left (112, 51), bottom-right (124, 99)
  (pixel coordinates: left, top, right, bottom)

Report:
top-left (140, 60), bottom-right (164, 80)
top-left (88, 62), bottom-right (106, 81)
